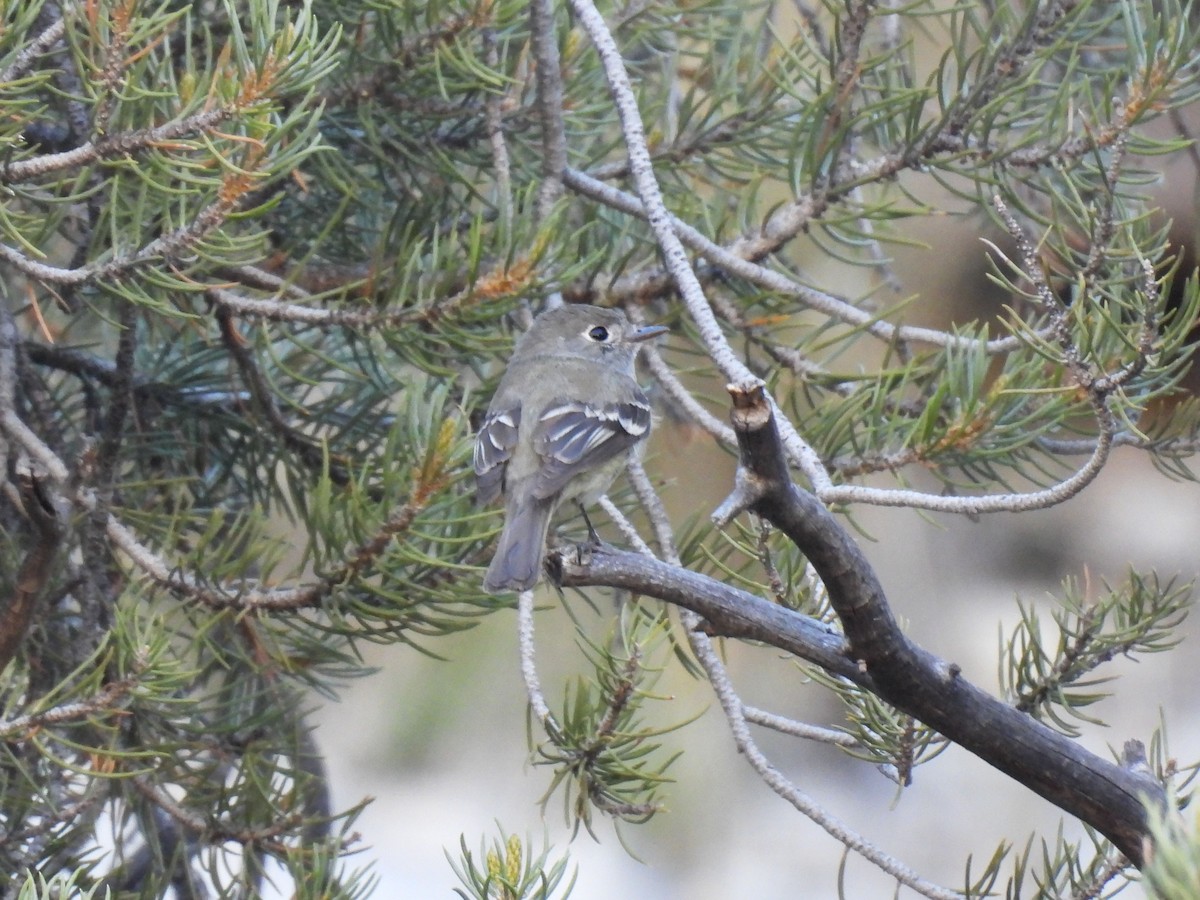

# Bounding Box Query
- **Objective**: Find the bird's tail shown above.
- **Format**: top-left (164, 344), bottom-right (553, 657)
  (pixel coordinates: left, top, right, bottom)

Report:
top-left (483, 496), bottom-right (555, 594)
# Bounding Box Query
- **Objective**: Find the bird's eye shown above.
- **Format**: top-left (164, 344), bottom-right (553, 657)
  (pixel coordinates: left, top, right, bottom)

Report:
top-left (587, 325), bottom-right (610, 342)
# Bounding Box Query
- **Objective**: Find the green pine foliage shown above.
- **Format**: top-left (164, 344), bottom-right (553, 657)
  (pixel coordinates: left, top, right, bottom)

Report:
top-left (2, 0), bottom-right (1200, 895)
top-left (1143, 799), bottom-right (1200, 899)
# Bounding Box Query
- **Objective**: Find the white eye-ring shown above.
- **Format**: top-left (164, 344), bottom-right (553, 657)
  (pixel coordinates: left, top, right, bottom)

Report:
top-left (585, 325), bottom-right (611, 342)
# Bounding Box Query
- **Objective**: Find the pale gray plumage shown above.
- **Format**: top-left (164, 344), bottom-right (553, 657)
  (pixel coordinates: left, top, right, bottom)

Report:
top-left (475, 304), bottom-right (666, 593)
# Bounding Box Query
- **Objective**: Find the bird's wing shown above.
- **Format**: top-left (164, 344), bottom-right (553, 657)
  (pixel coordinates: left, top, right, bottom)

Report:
top-left (531, 395), bottom-right (651, 500)
top-left (474, 403), bottom-right (521, 506)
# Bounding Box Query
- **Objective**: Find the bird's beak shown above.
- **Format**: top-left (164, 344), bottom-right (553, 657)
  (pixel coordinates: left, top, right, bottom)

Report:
top-left (628, 324), bottom-right (668, 343)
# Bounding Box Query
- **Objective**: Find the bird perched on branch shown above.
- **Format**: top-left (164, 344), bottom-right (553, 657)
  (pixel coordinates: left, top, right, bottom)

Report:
top-left (475, 304), bottom-right (667, 593)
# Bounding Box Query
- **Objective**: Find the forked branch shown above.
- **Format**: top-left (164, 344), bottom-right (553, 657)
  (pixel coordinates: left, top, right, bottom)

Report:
top-left (558, 382), bottom-right (1168, 867)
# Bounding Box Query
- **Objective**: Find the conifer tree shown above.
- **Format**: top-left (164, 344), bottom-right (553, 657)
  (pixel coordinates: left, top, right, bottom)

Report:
top-left (2, 0), bottom-right (1200, 896)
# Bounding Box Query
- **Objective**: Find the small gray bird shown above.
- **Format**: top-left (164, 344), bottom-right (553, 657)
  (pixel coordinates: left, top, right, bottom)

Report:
top-left (475, 304), bottom-right (667, 593)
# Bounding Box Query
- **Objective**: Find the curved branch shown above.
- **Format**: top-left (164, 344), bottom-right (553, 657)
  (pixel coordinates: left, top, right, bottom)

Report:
top-left (557, 384), bottom-right (1167, 868)
top-left (550, 547), bottom-right (872, 689)
top-left (596, 469), bottom-right (955, 895)
top-left (567, 0), bottom-right (754, 387)
top-left (564, 167), bottom-right (1030, 354)
top-left (681, 602), bottom-right (960, 900)
top-left (717, 382), bottom-right (1163, 865)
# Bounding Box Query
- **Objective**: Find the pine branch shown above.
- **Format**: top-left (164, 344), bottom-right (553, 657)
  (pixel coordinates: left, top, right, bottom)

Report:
top-left (557, 379), bottom-right (1172, 869)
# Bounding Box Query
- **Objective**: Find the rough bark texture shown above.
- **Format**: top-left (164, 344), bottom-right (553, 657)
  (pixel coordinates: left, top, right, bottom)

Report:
top-left (556, 382), bottom-right (1165, 867)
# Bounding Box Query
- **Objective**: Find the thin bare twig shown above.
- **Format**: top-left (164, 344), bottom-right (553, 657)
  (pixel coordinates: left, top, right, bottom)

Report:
top-left (0, 107), bottom-right (233, 184)
top-left (132, 776), bottom-right (303, 850)
top-left (564, 167), bottom-right (1031, 355)
top-left (482, 30), bottom-right (514, 233)
top-left (742, 705), bottom-right (858, 749)
top-left (0, 189), bottom-right (241, 286)
top-left (518, 589), bottom-right (556, 729)
top-left (709, 381), bottom-right (1162, 866)
top-left (1, 16), bottom-right (66, 83)
top-left (0, 679), bottom-right (136, 740)
top-left (621, 454), bottom-right (929, 887)
top-left (528, 0), bottom-right (567, 218)
top-left (566, 0), bottom-right (831, 494)
top-left (597, 495), bottom-right (655, 556)
top-left (685, 611), bottom-right (960, 899)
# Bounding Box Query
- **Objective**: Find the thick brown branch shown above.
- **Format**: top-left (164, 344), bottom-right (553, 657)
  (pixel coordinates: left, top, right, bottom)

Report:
top-left (711, 381), bottom-right (1164, 866)
top-left (552, 548), bottom-right (873, 690)
top-left (559, 384), bottom-right (1170, 870)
